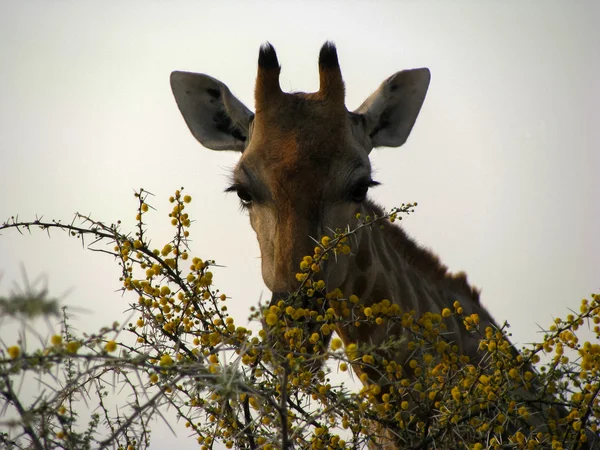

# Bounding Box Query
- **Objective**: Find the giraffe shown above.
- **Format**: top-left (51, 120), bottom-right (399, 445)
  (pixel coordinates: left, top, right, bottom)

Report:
top-left (170, 43), bottom-right (588, 448)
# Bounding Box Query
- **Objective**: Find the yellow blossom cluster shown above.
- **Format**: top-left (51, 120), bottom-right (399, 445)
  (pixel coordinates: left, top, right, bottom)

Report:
top-left (6, 191), bottom-right (597, 449)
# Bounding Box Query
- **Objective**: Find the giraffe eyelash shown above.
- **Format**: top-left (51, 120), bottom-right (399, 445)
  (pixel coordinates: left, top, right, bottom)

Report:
top-left (226, 183), bottom-right (254, 207)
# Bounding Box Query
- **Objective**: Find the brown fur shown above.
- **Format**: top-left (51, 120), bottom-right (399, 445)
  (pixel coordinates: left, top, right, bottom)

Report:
top-left (366, 200), bottom-right (481, 304)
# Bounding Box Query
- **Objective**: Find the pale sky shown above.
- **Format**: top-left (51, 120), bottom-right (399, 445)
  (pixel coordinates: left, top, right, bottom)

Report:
top-left (1, 2), bottom-right (599, 448)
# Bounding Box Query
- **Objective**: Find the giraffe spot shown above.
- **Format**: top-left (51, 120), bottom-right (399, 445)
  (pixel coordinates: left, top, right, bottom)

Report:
top-left (371, 273), bottom-right (389, 303)
top-left (355, 247), bottom-right (371, 272)
top-left (376, 239), bottom-right (393, 271)
top-left (353, 275), bottom-right (367, 298)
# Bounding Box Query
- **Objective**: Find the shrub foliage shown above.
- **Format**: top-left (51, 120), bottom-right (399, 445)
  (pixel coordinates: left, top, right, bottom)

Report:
top-left (1, 189), bottom-right (599, 449)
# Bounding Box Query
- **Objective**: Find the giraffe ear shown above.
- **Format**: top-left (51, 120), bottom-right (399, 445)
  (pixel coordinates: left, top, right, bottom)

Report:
top-left (170, 71), bottom-right (254, 152)
top-left (354, 68), bottom-right (430, 151)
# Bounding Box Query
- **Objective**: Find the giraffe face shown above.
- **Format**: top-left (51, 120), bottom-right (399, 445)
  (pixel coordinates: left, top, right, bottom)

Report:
top-left (170, 42), bottom-right (430, 299)
top-left (230, 96), bottom-right (375, 294)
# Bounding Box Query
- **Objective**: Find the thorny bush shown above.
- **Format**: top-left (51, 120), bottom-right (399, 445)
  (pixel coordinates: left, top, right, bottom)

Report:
top-left (1, 188), bottom-right (599, 449)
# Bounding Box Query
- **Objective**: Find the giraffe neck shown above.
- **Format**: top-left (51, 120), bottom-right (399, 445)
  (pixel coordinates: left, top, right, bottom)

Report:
top-left (336, 200), bottom-right (497, 363)
top-left (331, 204), bottom-right (578, 450)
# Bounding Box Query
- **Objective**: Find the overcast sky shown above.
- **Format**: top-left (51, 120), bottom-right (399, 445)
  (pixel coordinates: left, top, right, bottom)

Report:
top-left (1, 2), bottom-right (599, 448)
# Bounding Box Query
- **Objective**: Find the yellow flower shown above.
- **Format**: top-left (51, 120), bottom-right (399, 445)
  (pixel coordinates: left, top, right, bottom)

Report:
top-left (183, 195), bottom-right (192, 203)
top-left (515, 431), bottom-right (525, 443)
top-left (160, 354), bottom-right (174, 366)
top-left (517, 406), bottom-right (529, 419)
top-left (51, 335), bottom-right (63, 346)
top-left (7, 345), bottom-right (20, 359)
top-left (331, 338), bottom-right (343, 351)
top-left (149, 373), bottom-right (159, 383)
top-left (362, 354), bottom-right (374, 364)
top-left (321, 236), bottom-right (330, 246)
top-left (346, 343), bottom-right (358, 360)
top-left (451, 386), bottom-right (461, 402)
top-left (364, 307), bottom-right (373, 317)
top-left (65, 341), bottom-right (80, 354)
top-left (442, 308), bottom-right (451, 318)
top-left (105, 341), bottom-right (117, 353)
top-left (265, 313), bottom-right (278, 326)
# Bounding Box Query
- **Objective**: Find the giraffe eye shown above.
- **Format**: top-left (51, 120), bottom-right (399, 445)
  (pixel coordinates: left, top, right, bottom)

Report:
top-left (236, 187), bottom-right (253, 205)
top-left (350, 180), bottom-right (379, 203)
top-left (226, 184), bottom-right (253, 206)
top-left (351, 185), bottom-right (369, 202)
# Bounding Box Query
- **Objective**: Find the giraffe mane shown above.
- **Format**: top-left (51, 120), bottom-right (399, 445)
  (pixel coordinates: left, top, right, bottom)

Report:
top-left (367, 199), bottom-right (482, 304)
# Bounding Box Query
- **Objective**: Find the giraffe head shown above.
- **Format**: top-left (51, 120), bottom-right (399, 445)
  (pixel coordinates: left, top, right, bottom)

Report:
top-left (170, 42), bottom-right (429, 301)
